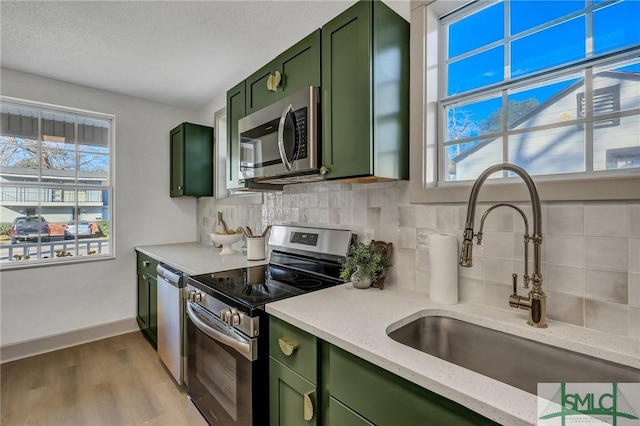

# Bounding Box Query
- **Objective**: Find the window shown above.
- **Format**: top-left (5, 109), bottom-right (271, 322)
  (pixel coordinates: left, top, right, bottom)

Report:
top-left (0, 97), bottom-right (114, 268)
top-left (439, 0), bottom-right (640, 183)
top-left (409, 0), bottom-right (639, 203)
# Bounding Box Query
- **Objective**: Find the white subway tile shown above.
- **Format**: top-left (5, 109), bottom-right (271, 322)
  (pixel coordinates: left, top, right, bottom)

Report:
top-left (629, 204), bottom-right (640, 239)
top-left (629, 307), bottom-right (640, 340)
top-left (629, 239), bottom-right (640, 273)
top-left (545, 235), bottom-right (586, 267)
top-left (398, 206), bottom-right (415, 227)
top-left (481, 231), bottom-right (515, 259)
top-left (585, 299), bottom-right (629, 336)
top-left (584, 204), bottom-right (627, 237)
top-left (585, 237), bottom-right (628, 271)
top-left (629, 273), bottom-right (640, 307)
top-left (484, 257), bottom-right (515, 284)
top-left (546, 291), bottom-right (584, 326)
top-left (398, 227), bottom-right (416, 249)
top-left (585, 268), bottom-right (628, 304)
top-left (543, 263), bottom-right (585, 296)
top-left (436, 206), bottom-right (461, 230)
top-left (547, 204), bottom-right (584, 236)
top-left (415, 205), bottom-right (437, 229)
top-left (483, 281), bottom-right (511, 310)
top-left (458, 277), bottom-right (484, 304)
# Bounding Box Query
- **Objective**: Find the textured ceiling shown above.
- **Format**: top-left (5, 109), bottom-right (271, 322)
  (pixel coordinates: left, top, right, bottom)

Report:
top-left (1, 1), bottom-right (409, 110)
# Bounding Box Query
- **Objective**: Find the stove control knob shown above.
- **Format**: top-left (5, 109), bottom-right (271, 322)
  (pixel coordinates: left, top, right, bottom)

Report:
top-left (188, 291), bottom-right (203, 303)
top-left (220, 309), bottom-right (232, 324)
top-left (230, 309), bottom-right (241, 326)
top-left (231, 313), bottom-right (241, 326)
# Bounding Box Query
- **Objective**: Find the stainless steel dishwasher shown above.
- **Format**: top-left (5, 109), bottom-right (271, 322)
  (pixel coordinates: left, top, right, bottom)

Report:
top-left (156, 263), bottom-right (185, 385)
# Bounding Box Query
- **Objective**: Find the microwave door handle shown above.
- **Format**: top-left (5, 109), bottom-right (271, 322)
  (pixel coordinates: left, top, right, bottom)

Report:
top-left (277, 104), bottom-right (294, 171)
top-left (186, 302), bottom-right (256, 361)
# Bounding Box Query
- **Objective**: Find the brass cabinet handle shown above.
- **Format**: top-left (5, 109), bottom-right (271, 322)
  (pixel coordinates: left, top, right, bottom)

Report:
top-left (278, 337), bottom-right (298, 356)
top-left (142, 261), bottom-right (150, 267)
top-left (303, 390), bottom-right (314, 421)
top-left (319, 165), bottom-right (329, 175)
top-left (267, 70), bottom-right (282, 92)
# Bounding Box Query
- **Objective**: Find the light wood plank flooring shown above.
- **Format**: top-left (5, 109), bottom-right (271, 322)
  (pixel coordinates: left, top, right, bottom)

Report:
top-left (1, 332), bottom-right (207, 426)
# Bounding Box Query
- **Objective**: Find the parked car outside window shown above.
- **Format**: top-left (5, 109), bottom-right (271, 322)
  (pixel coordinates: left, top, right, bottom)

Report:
top-left (64, 220), bottom-right (93, 240)
top-left (10, 216), bottom-right (51, 244)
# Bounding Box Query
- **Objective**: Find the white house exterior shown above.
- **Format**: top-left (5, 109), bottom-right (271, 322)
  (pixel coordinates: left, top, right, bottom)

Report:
top-left (455, 71), bottom-right (640, 180)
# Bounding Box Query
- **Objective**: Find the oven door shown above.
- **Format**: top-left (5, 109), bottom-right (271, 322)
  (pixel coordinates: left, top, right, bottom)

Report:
top-left (186, 301), bottom-right (257, 426)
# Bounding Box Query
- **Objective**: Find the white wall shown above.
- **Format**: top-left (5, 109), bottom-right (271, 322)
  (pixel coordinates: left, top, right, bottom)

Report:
top-left (0, 68), bottom-right (201, 346)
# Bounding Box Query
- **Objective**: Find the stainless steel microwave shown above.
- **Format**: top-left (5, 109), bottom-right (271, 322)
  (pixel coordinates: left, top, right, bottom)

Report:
top-left (238, 86), bottom-right (320, 182)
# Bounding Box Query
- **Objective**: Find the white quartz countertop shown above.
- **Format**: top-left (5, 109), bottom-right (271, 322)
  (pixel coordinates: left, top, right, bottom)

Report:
top-left (266, 284), bottom-right (640, 426)
top-left (135, 242), bottom-right (267, 275)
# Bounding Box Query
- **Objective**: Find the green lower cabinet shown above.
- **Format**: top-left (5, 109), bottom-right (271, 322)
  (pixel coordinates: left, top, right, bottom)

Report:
top-left (269, 317), bottom-right (498, 426)
top-left (136, 251), bottom-right (158, 349)
top-left (270, 358), bottom-right (318, 426)
top-left (329, 345), bottom-right (498, 426)
top-left (329, 397), bottom-right (373, 426)
top-left (136, 272), bottom-right (157, 349)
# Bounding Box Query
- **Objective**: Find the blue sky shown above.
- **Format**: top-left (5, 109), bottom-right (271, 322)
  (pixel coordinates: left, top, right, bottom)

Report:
top-left (445, 0), bottom-right (640, 144)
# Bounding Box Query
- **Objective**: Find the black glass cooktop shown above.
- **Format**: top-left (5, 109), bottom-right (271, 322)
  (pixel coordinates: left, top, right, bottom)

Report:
top-left (189, 261), bottom-right (343, 311)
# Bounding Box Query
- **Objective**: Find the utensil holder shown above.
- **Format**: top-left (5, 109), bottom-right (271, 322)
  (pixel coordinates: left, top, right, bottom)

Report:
top-left (246, 237), bottom-right (266, 260)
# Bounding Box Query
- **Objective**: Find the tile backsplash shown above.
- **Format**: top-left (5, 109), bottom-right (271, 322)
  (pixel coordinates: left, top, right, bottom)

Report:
top-left (197, 181), bottom-right (640, 340)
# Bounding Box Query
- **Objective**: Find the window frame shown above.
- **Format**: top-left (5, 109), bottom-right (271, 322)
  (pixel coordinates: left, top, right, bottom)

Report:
top-left (1, 96), bottom-right (115, 269)
top-left (409, 0), bottom-right (640, 204)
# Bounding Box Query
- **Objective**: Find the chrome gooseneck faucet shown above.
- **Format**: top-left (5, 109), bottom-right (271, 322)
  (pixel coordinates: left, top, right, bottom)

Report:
top-left (460, 163), bottom-right (547, 328)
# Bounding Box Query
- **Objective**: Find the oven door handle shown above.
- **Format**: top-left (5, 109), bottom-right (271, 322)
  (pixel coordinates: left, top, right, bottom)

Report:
top-left (186, 302), bottom-right (256, 362)
top-left (277, 103), bottom-right (295, 172)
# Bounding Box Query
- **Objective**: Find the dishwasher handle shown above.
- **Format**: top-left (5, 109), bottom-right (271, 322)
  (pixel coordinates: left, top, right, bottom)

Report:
top-left (157, 264), bottom-right (184, 287)
top-left (186, 302), bottom-right (257, 361)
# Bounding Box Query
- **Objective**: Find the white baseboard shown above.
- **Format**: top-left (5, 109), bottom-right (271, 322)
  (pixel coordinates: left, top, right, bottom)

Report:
top-left (1, 318), bottom-right (139, 363)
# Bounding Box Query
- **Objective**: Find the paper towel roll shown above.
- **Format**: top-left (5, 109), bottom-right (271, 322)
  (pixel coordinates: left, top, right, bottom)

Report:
top-left (429, 233), bottom-right (459, 305)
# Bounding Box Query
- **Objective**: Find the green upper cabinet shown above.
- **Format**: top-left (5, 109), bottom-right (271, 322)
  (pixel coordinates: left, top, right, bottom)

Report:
top-left (226, 80), bottom-right (246, 190)
top-left (321, 0), bottom-right (409, 181)
top-left (169, 122), bottom-right (213, 197)
top-left (246, 30), bottom-right (321, 115)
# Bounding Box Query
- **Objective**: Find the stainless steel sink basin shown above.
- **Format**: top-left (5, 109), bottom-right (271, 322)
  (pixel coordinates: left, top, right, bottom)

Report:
top-left (387, 315), bottom-right (640, 394)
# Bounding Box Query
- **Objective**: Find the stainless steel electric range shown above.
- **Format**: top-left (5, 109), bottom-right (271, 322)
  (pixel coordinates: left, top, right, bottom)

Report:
top-left (185, 225), bottom-right (354, 426)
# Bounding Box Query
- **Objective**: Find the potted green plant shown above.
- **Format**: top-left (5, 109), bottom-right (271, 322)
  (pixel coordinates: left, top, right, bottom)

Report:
top-left (340, 241), bottom-right (393, 289)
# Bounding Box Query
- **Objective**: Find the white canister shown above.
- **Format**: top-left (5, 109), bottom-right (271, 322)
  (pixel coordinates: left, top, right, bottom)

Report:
top-left (246, 237), bottom-right (266, 261)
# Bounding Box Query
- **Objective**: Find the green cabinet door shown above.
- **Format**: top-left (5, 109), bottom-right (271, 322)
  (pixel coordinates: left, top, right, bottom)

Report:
top-left (136, 250), bottom-right (158, 349)
top-left (170, 126), bottom-right (185, 196)
top-left (329, 345), bottom-right (498, 426)
top-left (270, 358), bottom-right (318, 426)
top-left (329, 397), bottom-right (374, 426)
top-left (246, 29), bottom-right (321, 115)
top-left (148, 275), bottom-right (157, 343)
top-left (136, 273), bottom-right (157, 349)
top-left (226, 80), bottom-right (246, 190)
top-left (170, 123), bottom-right (213, 197)
top-left (279, 30), bottom-right (321, 98)
top-left (322, 1), bottom-right (372, 180)
top-left (246, 64), bottom-right (278, 116)
top-left (321, 0), bottom-right (409, 181)
top-left (136, 273), bottom-right (149, 331)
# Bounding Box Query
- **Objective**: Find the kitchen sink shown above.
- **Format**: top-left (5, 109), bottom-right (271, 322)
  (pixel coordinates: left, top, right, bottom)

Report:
top-left (387, 315), bottom-right (640, 394)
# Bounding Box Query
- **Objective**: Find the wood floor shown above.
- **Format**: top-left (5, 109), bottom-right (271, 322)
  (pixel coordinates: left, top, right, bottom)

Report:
top-left (1, 332), bottom-right (207, 426)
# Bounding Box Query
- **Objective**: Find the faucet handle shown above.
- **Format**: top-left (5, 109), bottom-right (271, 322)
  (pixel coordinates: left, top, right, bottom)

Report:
top-left (512, 273), bottom-right (518, 295)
